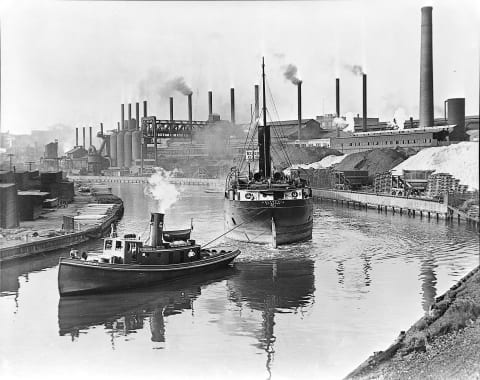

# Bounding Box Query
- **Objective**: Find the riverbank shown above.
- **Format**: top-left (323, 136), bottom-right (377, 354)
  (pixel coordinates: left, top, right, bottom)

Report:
top-left (346, 266), bottom-right (480, 380)
top-left (0, 191), bottom-right (123, 262)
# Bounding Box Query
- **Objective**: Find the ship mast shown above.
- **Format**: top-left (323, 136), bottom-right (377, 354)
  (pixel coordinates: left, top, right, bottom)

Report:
top-left (261, 57), bottom-right (271, 178)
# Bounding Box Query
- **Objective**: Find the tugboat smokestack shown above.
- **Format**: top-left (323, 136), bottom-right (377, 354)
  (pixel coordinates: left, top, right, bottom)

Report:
top-left (149, 213), bottom-right (164, 248)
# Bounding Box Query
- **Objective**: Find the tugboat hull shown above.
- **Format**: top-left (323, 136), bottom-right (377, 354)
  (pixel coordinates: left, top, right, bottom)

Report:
top-left (224, 198), bottom-right (313, 245)
top-left (58, 249), bottom-right (240, 296)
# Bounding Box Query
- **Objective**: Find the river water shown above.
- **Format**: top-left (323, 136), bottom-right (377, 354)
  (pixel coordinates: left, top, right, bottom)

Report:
top-left (1, 183), bottom-right (478, 380)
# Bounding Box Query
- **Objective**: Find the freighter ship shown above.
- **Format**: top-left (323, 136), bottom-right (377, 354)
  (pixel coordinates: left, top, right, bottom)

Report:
top-left (224, 58), bottom-right (313, 247)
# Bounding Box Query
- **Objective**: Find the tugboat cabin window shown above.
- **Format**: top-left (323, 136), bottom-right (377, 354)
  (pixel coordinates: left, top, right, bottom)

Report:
top-left (105, 240), bottom-right (113, 250)
top-left (115, 241), bottom-right (123, 250)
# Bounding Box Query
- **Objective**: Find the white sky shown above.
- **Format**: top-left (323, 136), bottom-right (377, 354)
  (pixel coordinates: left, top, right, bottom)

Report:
top-left (0, 0), bottom-right (479, 135)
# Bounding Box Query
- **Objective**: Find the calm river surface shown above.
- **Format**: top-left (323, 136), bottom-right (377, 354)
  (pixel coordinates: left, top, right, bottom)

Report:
top-left (1, 183), bottom-right (478, 380)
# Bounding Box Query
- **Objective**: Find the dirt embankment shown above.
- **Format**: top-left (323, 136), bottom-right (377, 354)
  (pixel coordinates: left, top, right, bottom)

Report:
top-left (346, 266), bottom-right (480, 380)
top-left (334, 148), bottom-right (409, 178)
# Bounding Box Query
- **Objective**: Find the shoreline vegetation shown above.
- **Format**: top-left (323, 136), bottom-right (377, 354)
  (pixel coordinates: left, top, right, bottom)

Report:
top-left (346, 265), bottom-right (480, 380)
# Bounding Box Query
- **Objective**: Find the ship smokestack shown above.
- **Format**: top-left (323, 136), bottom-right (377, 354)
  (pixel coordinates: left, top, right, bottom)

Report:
top-left (297, 81), bottom-right (302, 140)
top-left (143, 100), bottom-right (147, 118)
top-left (75, 128), bottom-right (79, 147)
top-left (208, 91), bottom-right (213, 118)
top-left (135, 102), bottom-right (140, 130)
top-left (82, 127), bottom-right (86, 148)
top-left (254, 85), bottom-right (259, 120)
top-left (230, 88), bottom-right (235, 124)
top-left (420, 6), bottom-right (434, 128)
top-left (89, 126), bottom-right (92, 147)
top-left (169, 97), bottom-right (174, 124)
top-left (121, 104), bottom-right (125, 130)
top-left (336, 78), bottom-right (340, 117)
top-left (149, 212), bottom-right (164, 247)
top-left (362, 73), bottom-right (367, 132)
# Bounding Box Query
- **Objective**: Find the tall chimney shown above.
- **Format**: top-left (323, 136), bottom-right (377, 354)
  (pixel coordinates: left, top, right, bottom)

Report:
top-left (128, 103), bottom-right (132, 129)
top-left (420, 6), bottom-right (434, 128)
top-left (135, 102), bottom-right (140, 130)
top-left (82, 127), bottom-right (86, 148)
top-left (89, 126), bottom-right (92, 147)
top-left (169, 97), bottom-right (174, 124)
top-left (230, 88), bottom-right (235, 124)
top-left (100, 123), bottom-right (104, 135)
top-left (208, 91), bottom-right (213, 118)
top-left (254, 84), bottom-right (259, 120)
top-left (143, 100), bottom-right (147, 118)
top-left (297, 81), bottom-right (302, 141)
top-left (121, 104), bottom-right (125, 130)
top-left (117, 122), bottom-right (120, 132)
top-left (75, 128), bottom-right (79, 147)
top-left (362, 73), bottom-right (367, 132)
top-left (336, 78), bottom-right (340, 117)
top-left (188, 93), bottom-right (193, 127)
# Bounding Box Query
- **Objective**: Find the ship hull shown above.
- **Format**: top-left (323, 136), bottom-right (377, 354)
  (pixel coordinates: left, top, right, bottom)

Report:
top-left (224, 198), bottom-right (313, 245)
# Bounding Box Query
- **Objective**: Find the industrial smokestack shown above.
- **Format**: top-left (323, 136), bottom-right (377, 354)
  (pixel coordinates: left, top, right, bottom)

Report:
top-left (297, 81), bottom-right (302, 140)
top-left (143, 100), bottom-right (147, 118)
top-left (117, 122), bottom-right (120, 132)
top-left (100, 123), bottom-right (103, 135)
top-left (82, 127), bottom-right (86, 148)
top-left (336, 78), bottom-right (340, 117)
top-left (254, 85), bottom-right (259, 120)
top-left (121, 104), bottom-right (125, 130)
top-left (128, 103), bottom-right (132, 130)
top-left (208, 91), bottom-right (213, 118)
top-left (75, 128), bottom-right (79, 147)
top-left (135, 102), bottom-right (140, 130)
top-left (169, 97), bottom-right (174, 123)
top-left (89, 126), bottom-right (92, 147)
top-left (362, 73), bottom-right (367, 132)
top-left (420, 6), bottom-right (434, 128)
top-left (230, 88), bottom-right (235, 124)
top-left (188, 93), bottom-right (192, 127)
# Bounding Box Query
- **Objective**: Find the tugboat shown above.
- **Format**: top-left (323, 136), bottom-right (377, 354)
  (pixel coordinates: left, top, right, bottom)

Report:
top-left (58, 212), bottom-right (240, 296)
top-left (224, 58), bottom-right (313, 247)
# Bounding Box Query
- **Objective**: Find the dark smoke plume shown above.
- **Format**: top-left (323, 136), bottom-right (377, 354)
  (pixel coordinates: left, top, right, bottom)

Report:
top-left (167, 76), bottom-right (193, 96)
top-left (283, 64), bottom-right (301, 85)
top-left (138, 70), bottom-right (192, 99)
top-left (344, 64), bottom-right (365, 76)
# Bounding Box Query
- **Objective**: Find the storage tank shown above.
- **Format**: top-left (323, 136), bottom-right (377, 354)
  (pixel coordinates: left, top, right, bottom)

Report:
top-left (446, 98), bottom-right (468, 141)
top-left (110, 133), bottom-right (117, 167)
top-left (132, 130), bottom-right (141, 163)
top-left (116, 129), bottom-right (125, 167)
top-left (124, 129), bottom-right (132, 168)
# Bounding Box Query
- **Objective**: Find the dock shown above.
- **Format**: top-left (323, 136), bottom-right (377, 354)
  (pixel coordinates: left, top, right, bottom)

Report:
top-left (69, 175), bottom-right (224, 187)
top-left (312, 188), bottom-right (479, 229)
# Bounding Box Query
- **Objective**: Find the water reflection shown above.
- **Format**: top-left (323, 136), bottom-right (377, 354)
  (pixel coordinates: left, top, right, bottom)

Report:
top-left (58, 268), bottom-right (237, 342)
top-left (227, 259), bottom-right (315, 378)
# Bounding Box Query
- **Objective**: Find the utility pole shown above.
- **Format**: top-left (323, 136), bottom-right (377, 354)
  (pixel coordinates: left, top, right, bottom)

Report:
top-left (26, 161), bottom-right (35, 172)
top-left (7, 153), bottom-right (14, 171)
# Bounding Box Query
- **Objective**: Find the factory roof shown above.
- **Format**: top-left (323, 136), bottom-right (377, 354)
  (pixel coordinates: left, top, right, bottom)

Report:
top-left (350, 125), bottom-right (456, 137)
